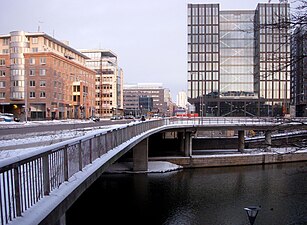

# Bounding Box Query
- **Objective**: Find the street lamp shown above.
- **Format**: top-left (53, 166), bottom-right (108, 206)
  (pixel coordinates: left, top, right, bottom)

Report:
top-left (244, 206), bottom-right (261, 225)
top-left (199, 73), bottom-right (205, 124)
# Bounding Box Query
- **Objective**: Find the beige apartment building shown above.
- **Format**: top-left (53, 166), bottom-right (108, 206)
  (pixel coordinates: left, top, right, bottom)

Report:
top-left (0, 31), bottom-right (96, 120)
top-left (80, 49), bottom-right (123, 118)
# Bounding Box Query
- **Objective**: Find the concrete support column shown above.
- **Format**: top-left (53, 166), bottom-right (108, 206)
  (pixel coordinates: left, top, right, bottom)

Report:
top-left (133, 138), bottom-right (148, 172)
top-left (238, 130), bottom-right (245, 153)
top-left (178, 132), bottom-right (185, 155)
top-left (184, 132), bottom-right (193, 157)
top-left (265, 130), bottom-right (272, 152)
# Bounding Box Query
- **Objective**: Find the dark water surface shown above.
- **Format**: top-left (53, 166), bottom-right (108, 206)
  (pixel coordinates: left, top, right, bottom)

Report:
top-left (66, 162), bottom-right (307, 225)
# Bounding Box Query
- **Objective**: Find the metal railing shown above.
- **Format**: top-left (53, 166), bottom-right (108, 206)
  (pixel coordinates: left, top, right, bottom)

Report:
top-left (0, 119), bottom-right (164, 225)
top-left (168, 116), bottom-right (307, 126)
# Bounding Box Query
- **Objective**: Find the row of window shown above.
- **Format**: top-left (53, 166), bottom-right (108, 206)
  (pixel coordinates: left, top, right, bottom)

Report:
top-left (29, 91), bottom-right (46, 98)
top-left (188, 5), bottom-right (219, 17)
top-left (0, 80), bottom-right (46, 88)
top-left (96, 76), bottom-right (114, 82)
top-left (188, 35), bottom-right (219, 44)
top-left (29, 80), bottom-right (46, 87)
top-left (188, 62), bottom-right (219, 71)
top-left (95, 109), bottom-right (113, 114)
top-left (29, 57), bottom-right (46, 65)
top-left (188, 72), bottom-right (219, 81)
top-left (95, 100), bottom-right (113, 106)
top-left (96, 93), bottom-right (112, 98)
top-left (95, 85), bottom-right (113, 89)
top-left (188, 53), bottom-right (219, 61)
top-left (188, 25), bottom-right (219, 34)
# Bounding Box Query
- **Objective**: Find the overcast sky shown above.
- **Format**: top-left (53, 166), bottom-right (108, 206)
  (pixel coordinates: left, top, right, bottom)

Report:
top-left (1, 0), bottom-right (282, 100)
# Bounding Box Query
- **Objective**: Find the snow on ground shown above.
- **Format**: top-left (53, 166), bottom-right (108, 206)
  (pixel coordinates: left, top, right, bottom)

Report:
top-left (0, 119), bottom-right (120, 160)
top-left (105, 161), bottom-right (183, 173)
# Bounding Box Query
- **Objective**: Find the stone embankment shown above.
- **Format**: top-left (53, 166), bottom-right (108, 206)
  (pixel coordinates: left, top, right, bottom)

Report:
top-left (151, 149), bottom-right (307, 168)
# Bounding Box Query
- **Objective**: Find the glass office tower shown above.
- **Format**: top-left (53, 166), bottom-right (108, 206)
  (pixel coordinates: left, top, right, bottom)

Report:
top-left (187, 2), bottom-right (290, 117)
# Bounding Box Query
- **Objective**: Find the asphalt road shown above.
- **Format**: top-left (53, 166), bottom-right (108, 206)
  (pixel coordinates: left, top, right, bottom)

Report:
top-left (0, 119), bottom-right (131, 137)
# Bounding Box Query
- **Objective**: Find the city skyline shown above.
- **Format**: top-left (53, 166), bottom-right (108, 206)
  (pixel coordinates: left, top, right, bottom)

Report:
top-left (0, 0), bottom-right (292, 100)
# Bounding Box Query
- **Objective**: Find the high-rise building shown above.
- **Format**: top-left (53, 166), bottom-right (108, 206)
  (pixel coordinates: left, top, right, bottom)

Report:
top-left (291, 25), bottom-right (307, 116)
top-left (80, 49), bottom-right (123, 118)
top-left (0, 31), bottom-right (96, 120)
top-left (187, 2), bottom-right (290, 117)
top-left (176, 91), bottom-right (188, 109)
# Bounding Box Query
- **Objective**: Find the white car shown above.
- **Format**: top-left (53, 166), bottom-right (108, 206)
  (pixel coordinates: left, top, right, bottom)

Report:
top-left (0, 113), bottom-right (14, 122)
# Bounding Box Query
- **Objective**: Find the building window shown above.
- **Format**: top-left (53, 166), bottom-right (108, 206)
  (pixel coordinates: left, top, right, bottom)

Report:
top-left (29, 69), bottom-right (35, 76)
top-left (32, 37), bottom-right (38, 44)
top-left (12, 80), bottom-right (23, 87)
top-left (29, 80), bottom-right (35, 87)
top-left (30, 91), bottom-right (36, 98)
top-left (2, 49), bottom-right (9, 54)
top-left (29, 58), bottom-right (35, 65)
top-left (3, 38), bottom-right (9, 45)
top-left (0, 59), bottom-right (5, 66)
top-left (40, 80), bottom-right (46, 87)
top-left (0, 81), bottom-right (5, 88)
top-left (40, 91), bottom-right (46, 98)
top-left (39, 69), bottom-right (46, 76)
top-left (32, 48), bottom-right (38, 53)
top-left (11, 92), bottom-right (23, 99)
top-left (0, 71), bottom-right (5, 77)
top-left (40, 57), bottom-right (46, 64)
top-left (0, 92), bottom-right (5, 98)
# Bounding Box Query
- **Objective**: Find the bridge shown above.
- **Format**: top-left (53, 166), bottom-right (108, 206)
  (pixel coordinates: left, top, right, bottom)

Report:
top-left (1, 117), bottom-right (307, 225)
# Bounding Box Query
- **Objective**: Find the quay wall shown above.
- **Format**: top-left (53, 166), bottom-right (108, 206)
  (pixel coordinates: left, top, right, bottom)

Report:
top-left (151, 151), bottom-right (307, 168)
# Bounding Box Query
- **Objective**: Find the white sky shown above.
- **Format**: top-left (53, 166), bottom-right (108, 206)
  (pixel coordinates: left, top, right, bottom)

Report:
top-left (0, 0), bottom-right (290, 100)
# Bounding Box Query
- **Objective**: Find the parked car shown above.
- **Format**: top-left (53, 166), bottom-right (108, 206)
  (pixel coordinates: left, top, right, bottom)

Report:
top-left (110, 115), bottom-right (122, 120)
top-left (0, 113), bottom-right (14, 122)
top-left (89, 116), bottom-right (100, 122)
top-left (124, 115), bottom-right (135, 120)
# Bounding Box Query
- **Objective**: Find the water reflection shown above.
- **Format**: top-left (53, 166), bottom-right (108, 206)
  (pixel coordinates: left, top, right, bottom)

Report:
top-left (66, 162), bottom-right (307, 225)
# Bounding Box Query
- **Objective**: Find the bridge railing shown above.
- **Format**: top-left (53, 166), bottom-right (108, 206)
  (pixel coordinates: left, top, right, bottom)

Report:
top-left (0, 119), bottom-right (164, 225)
top-left (167, 116), bottom-right (277, 125)
top-left (167, 116), bottom-right (307, 125)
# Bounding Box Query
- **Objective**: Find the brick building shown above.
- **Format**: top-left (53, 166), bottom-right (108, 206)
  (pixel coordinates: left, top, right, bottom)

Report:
top-left (0, 31), bottom-right (96, 120)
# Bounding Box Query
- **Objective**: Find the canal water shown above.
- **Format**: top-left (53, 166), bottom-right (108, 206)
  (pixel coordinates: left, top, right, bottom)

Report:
top-left (66, 162), bottom-right (307, 225)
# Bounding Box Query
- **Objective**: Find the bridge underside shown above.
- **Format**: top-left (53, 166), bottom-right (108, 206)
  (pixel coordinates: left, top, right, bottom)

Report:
top-left (121, 129), bottom-right (278, 169)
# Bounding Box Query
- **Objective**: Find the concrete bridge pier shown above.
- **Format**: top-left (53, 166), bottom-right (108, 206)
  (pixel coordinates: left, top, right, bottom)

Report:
top-left (238, 130), bottom-right (245, 153)
top-left (184, 132), bottom-right (193, 157)
top-left (179, 131), bottom-right (193, 157)
top-left (265, 130), bottom-right (272, 152)
top-left (133, 138), bottom-right (148, 172)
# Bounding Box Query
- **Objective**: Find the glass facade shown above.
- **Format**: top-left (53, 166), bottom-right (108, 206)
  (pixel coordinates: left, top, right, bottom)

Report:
top-left (255, 3), bottom-right (290, 116)
top-left (291, 26), bottom-right (307, 116)
top-left (187, 3), bottom-right (290, 117)
top-left (187, 4), bottom-right (220, 99)
top-left (220, 10), bottom-right (255, 95)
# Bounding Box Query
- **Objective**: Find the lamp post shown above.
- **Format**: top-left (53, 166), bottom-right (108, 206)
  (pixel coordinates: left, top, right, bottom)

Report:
top-left (199, 73), bottom-right (204, 124)
top-left (24, 71), bottom-right (28, 123)
top-left (244, 206), bottom-right (261, 225)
